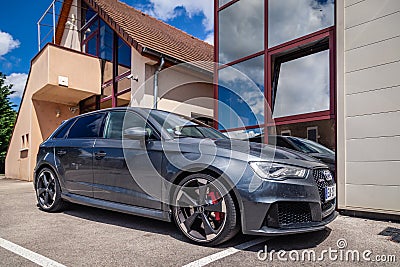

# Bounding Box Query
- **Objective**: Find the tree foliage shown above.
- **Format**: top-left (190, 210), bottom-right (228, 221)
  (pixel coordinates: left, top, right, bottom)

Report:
top-left (0, 72), bottom-right (17, 174)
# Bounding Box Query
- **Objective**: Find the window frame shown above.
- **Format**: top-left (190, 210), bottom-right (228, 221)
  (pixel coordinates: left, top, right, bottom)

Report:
top-left (214, 0), bottom-right (337, 142)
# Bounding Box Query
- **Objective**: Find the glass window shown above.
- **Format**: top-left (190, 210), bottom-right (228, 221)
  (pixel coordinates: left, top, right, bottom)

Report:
top-left (218, 0), bottom-right (232, 8)
top-left (99, 20), bottom-right (113, 62)
top-left (218, 0), bottom-right (264, 64)
top-left (117, 37), bottom-right (131, 75)
top-left (83, 19), bottom-right (99, 40)
top-left (68, 114), bottom-right (105, 138)
top-left (268, 0), bottom-right (334, 48)
top-left (272, 50), bottom-right (330, 118)
top-left (53, 119), bottom-right (75, 139)
top-left (84, 6), bottom-right (96, 24)
top-left (218, 55), bottom-right (264, 130)
top-left (86, 37), bottom-right (97, 56)
top-left (104, 111), bottom-right (157, 140)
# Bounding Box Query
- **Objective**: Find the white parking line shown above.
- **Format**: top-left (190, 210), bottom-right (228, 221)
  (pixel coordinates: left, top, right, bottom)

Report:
top-left (0, 237), bottom-right (66, 267)
top-left (182, 237), bottom-right (267, 267)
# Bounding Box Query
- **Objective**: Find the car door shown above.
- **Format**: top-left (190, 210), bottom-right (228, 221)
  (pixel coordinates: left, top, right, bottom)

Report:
top-left (92, 110), bottom-right (162, 209)
top-left (55, 113), bottom-right (106, 198)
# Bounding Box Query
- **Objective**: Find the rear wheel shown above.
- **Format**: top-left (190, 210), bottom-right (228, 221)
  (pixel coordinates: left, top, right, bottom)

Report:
top-left (35, 168), bottom-right (66, 212)
top-left (172, 174), bottom-right (239, 246)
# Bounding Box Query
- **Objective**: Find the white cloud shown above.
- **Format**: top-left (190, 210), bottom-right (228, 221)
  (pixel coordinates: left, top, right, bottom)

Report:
top-left (204, 33), bottom-right (214, 45)
top-left (137, 0), bottom-right (214, 32)
top-left (5, 73), bottom-right (28, 98)
top-left (0, 30), bottom-right (20, 57)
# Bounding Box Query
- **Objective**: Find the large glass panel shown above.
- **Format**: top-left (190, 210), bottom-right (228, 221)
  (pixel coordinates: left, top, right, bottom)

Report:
top-left (268, 0), bottom-right (334, 48)
top-left (218, 55), bottom-right (264, 130)
top-left (272, 50), bottom-right (330, 118)
top-left (117, 37), bottom-right (131, 75)
top-left (218, 0), bottom-right (264, 64)
top-left (86, 37), bottom-right (97, 56)
top-left (99, 20), bottom-right (113, 62)
top-left (218, 0), bottom-right (232, 8)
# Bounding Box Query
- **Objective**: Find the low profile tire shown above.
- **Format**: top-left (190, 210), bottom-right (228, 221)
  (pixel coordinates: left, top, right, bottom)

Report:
top-left (172, 174), bottom-right (240, 246)
top-left (35, 167), bottom-right (67, 212)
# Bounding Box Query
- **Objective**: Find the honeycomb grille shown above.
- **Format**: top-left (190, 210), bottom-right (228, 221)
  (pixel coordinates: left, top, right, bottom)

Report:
top-left (277, 202), bottom-right (312, 226)
top-left (313, 169), bottom-right (335, 203)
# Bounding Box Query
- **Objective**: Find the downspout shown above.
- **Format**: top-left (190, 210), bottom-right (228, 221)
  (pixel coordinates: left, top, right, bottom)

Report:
top-left (153, 56), bottom-right (165, 109)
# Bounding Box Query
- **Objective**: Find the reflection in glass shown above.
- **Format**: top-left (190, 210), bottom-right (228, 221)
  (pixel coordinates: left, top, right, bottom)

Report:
top-left (118, 37), bottom-right (131, 75)
top-left (100, 20), bottom-right (113, 62)
top-left (268, 0), bottom-right (334, 48)
top-left (218, 0), bottom-right (232, 8)
top-left (219, 0), bottom-right (264, 64)
top-left (273, 50), bottom-right (330, 118)
top-left (224, 127), bottom-right (263, 140)
top-left (218, 55), bottom-right (264, 130)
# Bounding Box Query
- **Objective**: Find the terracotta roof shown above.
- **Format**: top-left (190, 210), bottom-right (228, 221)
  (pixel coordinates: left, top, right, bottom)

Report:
top-left (84, 0), bottom-right (214, 67)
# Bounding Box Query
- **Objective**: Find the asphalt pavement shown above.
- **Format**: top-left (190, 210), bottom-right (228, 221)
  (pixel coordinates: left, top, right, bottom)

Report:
top-left (0, 178), bottom-right (399, 266)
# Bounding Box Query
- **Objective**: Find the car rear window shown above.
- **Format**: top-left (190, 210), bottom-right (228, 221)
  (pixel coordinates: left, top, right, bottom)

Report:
top-left (53, 119), bottom-right (76, 139)
top-left (67, 114), bottom-right (105, 139)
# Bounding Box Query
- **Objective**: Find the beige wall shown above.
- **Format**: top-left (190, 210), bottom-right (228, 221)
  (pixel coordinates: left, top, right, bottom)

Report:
top-left (5, 45), bottom-right (101, 181)
top-left (131, 48), bottom-right (214, 118)
top-left (337, 0), bottom-right (400, 215)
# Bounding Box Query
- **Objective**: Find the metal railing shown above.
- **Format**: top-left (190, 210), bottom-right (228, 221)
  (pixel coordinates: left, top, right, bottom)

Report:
top-left (37, 0), bottom-right (64, 51)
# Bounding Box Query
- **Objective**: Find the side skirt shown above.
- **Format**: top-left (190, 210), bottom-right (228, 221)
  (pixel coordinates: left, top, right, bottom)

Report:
top-left (62, 193), bottom-right (171, 222)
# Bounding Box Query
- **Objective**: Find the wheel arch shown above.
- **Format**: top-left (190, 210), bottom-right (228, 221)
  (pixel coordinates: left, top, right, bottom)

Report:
top-left (170, 166), bottom-right (244, 222)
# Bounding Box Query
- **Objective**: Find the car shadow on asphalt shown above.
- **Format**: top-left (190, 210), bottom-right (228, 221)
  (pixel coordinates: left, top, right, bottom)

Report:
top-left (62, 203), bottom-right (331, 250)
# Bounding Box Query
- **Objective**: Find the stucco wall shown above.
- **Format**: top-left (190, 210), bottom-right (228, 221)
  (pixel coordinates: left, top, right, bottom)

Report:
top-left (5, 45), bottom-right (101, 181)
top-left (337, 0), bottom-right (400, 214)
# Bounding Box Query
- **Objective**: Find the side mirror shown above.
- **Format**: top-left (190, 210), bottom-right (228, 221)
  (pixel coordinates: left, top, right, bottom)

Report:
top-left (123, 127), bottom-right (149, 141)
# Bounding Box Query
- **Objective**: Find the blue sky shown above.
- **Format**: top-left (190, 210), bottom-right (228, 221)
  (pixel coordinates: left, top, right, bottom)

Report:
top-left (0, 0), bottom-right (213, 109)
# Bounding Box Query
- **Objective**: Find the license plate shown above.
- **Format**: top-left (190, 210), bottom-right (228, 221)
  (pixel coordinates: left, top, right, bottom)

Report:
top-left (325, 185), bottom-right (336, 202)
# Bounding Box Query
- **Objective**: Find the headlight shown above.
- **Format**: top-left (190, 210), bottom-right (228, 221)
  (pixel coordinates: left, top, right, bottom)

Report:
top-left (249, 162), bottom-right (307, 180)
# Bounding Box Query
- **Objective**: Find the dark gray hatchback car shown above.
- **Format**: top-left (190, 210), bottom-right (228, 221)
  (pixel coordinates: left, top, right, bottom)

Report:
top-left (34, 108), bottom-right (337, 246)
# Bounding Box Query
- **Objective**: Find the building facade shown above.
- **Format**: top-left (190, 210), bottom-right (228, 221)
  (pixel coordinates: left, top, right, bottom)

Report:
top-left (215, 0), bottom-right (400, 216)
top-left (6, 0), bottom-right (214, 181)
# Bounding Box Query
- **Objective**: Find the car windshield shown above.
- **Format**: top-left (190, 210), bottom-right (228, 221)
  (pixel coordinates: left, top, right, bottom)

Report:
top-left (287, 136), bottom-right (334, 155)
top-left (150, 110), bottom-right (228, 139)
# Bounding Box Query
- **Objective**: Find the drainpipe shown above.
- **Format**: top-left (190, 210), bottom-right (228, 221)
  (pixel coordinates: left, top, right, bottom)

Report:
top-left (153, 56), bottom-right (165, 109)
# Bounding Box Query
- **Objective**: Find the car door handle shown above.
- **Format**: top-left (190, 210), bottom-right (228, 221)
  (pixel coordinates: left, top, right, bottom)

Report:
top-left (57, 150), bottom-right (67, 156)
top-left (95, 151), bottom-right (107, 159)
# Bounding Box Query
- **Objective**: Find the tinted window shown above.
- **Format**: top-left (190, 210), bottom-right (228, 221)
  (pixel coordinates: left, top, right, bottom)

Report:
top-left (68, 114), bottom-right (105, 138)
top-left (104, 111), bottom-right (157, 140)
top-left (53, 119), bottom-right (75, 139)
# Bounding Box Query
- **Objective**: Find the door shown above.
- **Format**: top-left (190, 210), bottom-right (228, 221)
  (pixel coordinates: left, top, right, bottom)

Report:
top-left (55, 113), bottom-right (105, 197)
top-left (92, 111), bottom-right (162, 209)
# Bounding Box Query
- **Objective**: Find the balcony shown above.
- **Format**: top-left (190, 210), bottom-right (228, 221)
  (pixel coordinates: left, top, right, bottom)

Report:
top-left (30, 43), bottom-right (101, 105)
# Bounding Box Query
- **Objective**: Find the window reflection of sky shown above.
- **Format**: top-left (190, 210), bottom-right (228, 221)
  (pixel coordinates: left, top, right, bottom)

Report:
top-left (218, 56), bottom-right (264, 130)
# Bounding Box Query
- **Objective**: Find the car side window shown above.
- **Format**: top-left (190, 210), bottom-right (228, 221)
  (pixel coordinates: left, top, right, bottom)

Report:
top-left (53, 119), bottom-right (75, 139)
top-left (67, 114), bottom-right (105, 139)
top-left (104, 111), bottom-right (158, 140)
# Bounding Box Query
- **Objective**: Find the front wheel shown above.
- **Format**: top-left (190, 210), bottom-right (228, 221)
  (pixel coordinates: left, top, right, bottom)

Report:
top-left (35, 167), bottom-right (67, 212)
top-left (172, 174), bottom-right (240, 246)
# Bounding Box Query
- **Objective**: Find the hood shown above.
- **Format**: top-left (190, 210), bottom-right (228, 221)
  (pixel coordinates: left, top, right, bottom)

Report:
top-left (171, 138), bottom-right (328, 169)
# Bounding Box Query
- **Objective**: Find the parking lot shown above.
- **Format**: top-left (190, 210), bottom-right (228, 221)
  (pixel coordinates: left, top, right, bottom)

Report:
top-left (0, 177), bottom-right (399, 267)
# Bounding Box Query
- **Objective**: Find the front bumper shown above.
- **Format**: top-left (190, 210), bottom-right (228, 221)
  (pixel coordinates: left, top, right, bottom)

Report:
top-left (238, 168), bottom-right (337, 236)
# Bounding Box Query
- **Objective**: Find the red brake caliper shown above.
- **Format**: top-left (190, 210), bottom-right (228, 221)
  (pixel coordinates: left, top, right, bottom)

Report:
top-left (208, 191), bottom-right (221, 222)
